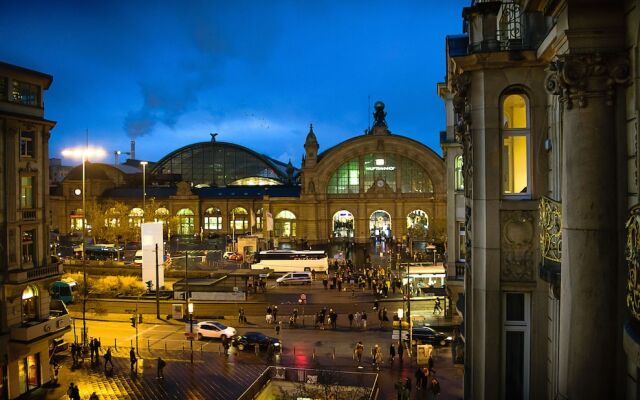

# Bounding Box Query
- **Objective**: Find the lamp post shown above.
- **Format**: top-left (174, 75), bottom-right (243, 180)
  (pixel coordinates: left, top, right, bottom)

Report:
top-left (397, 307), bottom-right (404, 354)
top-left (61, 145), bottom-right (106, 348)
top-left (188, 301), bottom-right (194, 364)
top-left (140, 161), bottom-right (148, 213)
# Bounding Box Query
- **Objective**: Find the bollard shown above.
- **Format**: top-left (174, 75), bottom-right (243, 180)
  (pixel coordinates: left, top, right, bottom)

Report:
top-left (312, 347), bottom-right (316, 360)
top-left (200, 344), bottom-right (203, 354)
top-left (148, 339), bottom-right (150, 350)
top-left (333, 347), bottom-right (335, 360)
top-left (182, 343), bottom-right (185, 352)
top-left (165, 342), bottom-right (167, 352)
top-left (114, 338), bottom-right (117, 350)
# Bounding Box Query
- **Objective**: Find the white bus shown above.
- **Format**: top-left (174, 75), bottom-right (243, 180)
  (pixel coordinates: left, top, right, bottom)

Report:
top-left (251, 250), bottom-right (329, 273)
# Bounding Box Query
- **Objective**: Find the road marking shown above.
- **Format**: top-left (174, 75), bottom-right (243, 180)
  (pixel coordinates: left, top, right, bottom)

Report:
top-left (124, 324), bottom-right (159, 341)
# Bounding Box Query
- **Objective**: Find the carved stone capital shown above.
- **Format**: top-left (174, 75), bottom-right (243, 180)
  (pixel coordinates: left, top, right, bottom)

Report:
top-left (545, 53), bottom-right (630, 109)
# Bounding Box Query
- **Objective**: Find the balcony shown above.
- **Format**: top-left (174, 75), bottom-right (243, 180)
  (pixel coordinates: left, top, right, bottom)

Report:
top-left (539, 196), bottom-right (561, 285)
top-left (10, 300), bottom-right (71, 343)
top-left (6, 263), bottom-right (63, 284)
top-left (21, 209), bottom-right (37, 221)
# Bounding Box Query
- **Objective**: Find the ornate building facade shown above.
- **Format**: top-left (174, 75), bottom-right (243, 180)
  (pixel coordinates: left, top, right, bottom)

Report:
top-left (0, 62), bottom-right (70, 399)
top-left (50, 104), bottom-right (446, 261)
top-left (442, 0), bottom-right (640, 399)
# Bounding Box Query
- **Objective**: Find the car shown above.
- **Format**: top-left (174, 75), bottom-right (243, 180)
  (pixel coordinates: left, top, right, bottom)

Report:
top-left (195, 321), bottom-right (236, 340)
top-left (49, 338), bottom-right (69, 356)
top-left (231, 332), bottom-right (281, 352)
top-left (134, 250), bottom-right (143, 266)
top-left (223, 251), bottom-right (236, 260)
top-left (276, 272), bottom-right (312, 285)
top-left (411, 325), bottom-right (453, 346)
top-left (229, 253), bottom-right (243, 261)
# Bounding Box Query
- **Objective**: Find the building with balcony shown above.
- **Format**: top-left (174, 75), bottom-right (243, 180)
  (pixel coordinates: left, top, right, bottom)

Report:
top-left (49, 104), bottom-right (446, 264)
top-left (441, 0), bottom-right (640, 399)
top-left (0, 62), bottom-right (69, 399)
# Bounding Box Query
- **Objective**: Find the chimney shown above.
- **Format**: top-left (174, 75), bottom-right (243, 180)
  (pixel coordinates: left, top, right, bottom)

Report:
top-left (130, 140), bottom-right (136, 160)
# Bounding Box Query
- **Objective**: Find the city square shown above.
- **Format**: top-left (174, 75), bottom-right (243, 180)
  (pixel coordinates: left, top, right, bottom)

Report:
top-left (2, 0), bottom-right (640, 399)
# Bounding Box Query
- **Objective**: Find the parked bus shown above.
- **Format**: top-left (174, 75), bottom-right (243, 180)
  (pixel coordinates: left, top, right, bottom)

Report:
top-left (251, 250), bottom-right (328, 273)
top-left (50, 279), bottom-right (78, 304)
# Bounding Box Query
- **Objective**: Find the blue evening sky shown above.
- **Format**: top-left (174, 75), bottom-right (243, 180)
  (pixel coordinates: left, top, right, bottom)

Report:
top-left (1, 1), bottom-right (466, 166)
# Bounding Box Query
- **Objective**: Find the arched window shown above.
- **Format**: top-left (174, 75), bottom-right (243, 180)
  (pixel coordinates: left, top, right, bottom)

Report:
top-left (275, 210), bottom-right (296, 237)
top-left (255, 208), bottom-right (263, 231)
top-left (370, 210), bottom-right (392, 239)
top-left (401, 157), bottom-right (433, 193)
top-left (454, 155), bottom-right (464, 191)
top-left (104, 207), bottom-right (121, 228)
top-left (364, 154), bottom-right (396, 191)
top-left (129, 208), bottom-right (144, 228)
top-left (155, 207), bottom-right (170, 224)
top-left (501, 93), bottom-right (530, 196)
top-left (22, 285), bottom-right (38, 322)
top-left (204, 208), bottom-right (222, 230)
top-left (327, 159), bottom-right (360, 194)
top-left (407, 210), bottom-right (429, 238)
top-left (333, 210), bottom-right (354, 238)
top-left (230, 207), bottom-right (249, 231)
top-left (176, 208), bottom-right (195, 236)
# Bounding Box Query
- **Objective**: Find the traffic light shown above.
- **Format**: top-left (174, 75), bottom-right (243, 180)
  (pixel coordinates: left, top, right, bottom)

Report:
top-left (130, 316), bottom-right (137, 327)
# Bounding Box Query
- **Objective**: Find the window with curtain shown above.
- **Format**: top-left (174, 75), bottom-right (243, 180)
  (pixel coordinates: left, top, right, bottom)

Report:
top-left (20, 176), bottom-right (34, 208)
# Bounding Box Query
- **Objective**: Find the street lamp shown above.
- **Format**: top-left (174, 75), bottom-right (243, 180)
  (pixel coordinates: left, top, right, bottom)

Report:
top-left (61, 145), bottom-right (106, 348)
top-left (188, 301), bottom-right (194, 364)
top-left (397, 307), bottom-right (404, 355)
top-left (140, 161), bottom-right (148, 215)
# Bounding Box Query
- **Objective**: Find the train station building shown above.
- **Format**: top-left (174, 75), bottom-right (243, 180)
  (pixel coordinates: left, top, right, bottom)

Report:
top-left (50, 103), bottom-right (446, 262)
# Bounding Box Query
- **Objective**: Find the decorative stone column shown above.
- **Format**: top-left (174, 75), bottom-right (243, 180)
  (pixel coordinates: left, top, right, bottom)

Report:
top-left (546, 53), bottom-right (629, 399)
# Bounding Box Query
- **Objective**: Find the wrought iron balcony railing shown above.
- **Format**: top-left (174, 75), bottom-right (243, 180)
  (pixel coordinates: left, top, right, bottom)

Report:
top-left (626, 205), bottom-right (640, 321)
top-left (497, 2), bottom-right (524, 51)
top-left (539, 196), bottom-right (562, 263)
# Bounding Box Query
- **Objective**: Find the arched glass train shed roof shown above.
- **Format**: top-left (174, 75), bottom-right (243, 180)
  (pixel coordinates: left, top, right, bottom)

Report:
top-left (150, 141), bottom-right (295, 187)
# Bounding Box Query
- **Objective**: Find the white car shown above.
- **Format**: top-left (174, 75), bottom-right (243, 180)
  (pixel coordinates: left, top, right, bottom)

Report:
top-left (223, 251), bottom-right (235, 260)
top-left (195, 321), bottom-right (236, 340)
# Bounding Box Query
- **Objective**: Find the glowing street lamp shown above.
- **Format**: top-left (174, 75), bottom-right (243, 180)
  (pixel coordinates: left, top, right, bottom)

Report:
top-left (140, 161), bottom-right (148, 216)
top-left (61, 145), bottom-right (106, 347)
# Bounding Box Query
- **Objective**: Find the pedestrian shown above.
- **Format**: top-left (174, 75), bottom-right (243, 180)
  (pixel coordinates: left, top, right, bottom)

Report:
top-left (395, 380), bottom-right (404, 400)
top-left (238, 307), bottom-right (244, 324)
top-left (348, 313), bottom-right (354, 329)
top-left (404, 377), bottom-right (412, 393)
top-left (89, 338), bottom-right (95, 364)
top-left (255, 341), bottom-right (261, 357)
top-left (433, 298), bottom-right (442, 315)
top-left (361, 311), bottom-right (368, 330)
top-left (374, 346), bottom-right (383, 370)
top-left (130, 347), bottom-right (137, 374)
top-left (371, 344), bottom-right (378, 367)
top-left (389, 343), bottom-right (396, 364)
top-left (373, 300), bottom-right (379, 310)
top-left (266, 305), bottom-right (272, 317)
top-left (398, 341), bottom-right (404, 364)
top-left (355, 341), bottom-right (364, 364)
top-left (378, 308), bottom-right (383, 328)
top-left (104, 347), bottom-right (113, 372)
top-left (323, 278), bottom-right (328, 289)
top-left (67, 383), bottom-right (76, 399)
top-left (273, 305), bottom-right (278, 320)
top-left (275, 321), bottom-right (281, 336)
top-left (415, 367), bottom-right (424, 391)
top-left (427, 370), bottom-right (441, 399)
top-left (157, 357), bottom-right (166, 379)
top-left (89, 392), bottom-right (99, 400)
top-left (266, 341), bottom-right (275, 364)
top-left (428, 354), bottom-right (434, 371)
top-left (71, 343), bottom-right (78, 366)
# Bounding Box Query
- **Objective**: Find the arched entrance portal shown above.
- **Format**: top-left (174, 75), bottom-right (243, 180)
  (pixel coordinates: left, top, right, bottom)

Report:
top-left (370, 210), bottom-right (392, 239)
top-left (333, 210), bottom-right (354, 238)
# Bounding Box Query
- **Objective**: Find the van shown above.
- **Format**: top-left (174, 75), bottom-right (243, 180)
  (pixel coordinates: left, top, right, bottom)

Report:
top-left (276, 272), bottom-right (312, 286)
top-left (134, 250), bottom-right (143, 266)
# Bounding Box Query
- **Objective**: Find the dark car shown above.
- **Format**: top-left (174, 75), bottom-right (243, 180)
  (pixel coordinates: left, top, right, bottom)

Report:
top-left (411, 325), bottom-right (452, 346)
top-left (231, 332), bottom-right (281, 352)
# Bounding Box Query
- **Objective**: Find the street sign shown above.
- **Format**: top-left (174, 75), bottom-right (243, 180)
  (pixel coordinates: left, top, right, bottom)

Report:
top-left (392, 330), bottom-right (408, 340)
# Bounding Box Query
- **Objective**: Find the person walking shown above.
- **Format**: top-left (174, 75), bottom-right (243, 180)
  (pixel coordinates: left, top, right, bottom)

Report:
top-left (389, 343), bottom-right (396, 365)
top-left (129, 347), bottom-right (137, 374)
top-left (348, 313), bottom-right (354, 329)
top-left (89, 392), bottom-right (99, 400)
top-left (273, 305), bottom-right (279, 320)
top-left (398, 341), bottom-right (404, 364)
top-left (104, 347), bottom-right (114, 372)
top-left (157, 357), bottom-right (166, 380)
top-left (415, 366), bottom-right (424, 391)
top-left (433, 298), bottom-right (442, 315)
top-left (374, 345), bottom-right (383, 371)
top-left (361, 311), bottom-right (367, 330)
top-left (354, 341), bottom-right (364, 365)
top-left (275, 321), bottom-right (281, 336)
top-left (89, 338), bottom-right (95, 364)
top-left (371, 344), bottom-right (378, 367)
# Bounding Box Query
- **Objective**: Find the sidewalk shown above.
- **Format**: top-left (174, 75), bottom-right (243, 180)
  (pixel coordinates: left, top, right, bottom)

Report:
top-left (36, 336), bottom-right (463, 399)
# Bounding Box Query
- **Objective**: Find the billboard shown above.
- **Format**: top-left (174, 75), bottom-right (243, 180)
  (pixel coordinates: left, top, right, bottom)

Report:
top-left (141, 222), bottom-right (164, 290)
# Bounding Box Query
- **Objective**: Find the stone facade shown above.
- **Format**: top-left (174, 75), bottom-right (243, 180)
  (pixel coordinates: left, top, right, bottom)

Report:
top-left (0, 62), bottom-right (68, 399)
top-left (442, 0), bottom-right (640, 399)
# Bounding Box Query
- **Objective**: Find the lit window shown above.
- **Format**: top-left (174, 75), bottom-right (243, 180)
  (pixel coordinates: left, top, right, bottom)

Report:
top-left (454, 156), bottom-right (464, 191)
top-left (21, 230), bottom-right (35, 264)
top-left (327, 159), bottom-right (359, 194)
top-left (10, 80), bottom-right (39, 106)
top-left (502, 93), bottom-right (530, 196)
top-left (176, 208), bottom-right (195, 235)
top-left (333, 210), bottom-right (354, 238)
top-left (20, 176), bottom-right (34, 209)
top-left (275, 210), bottom-right (296, 238)
top-left (230, 207), bottom-right (248, 231)
top-left (129, 208), bottom-right (144, 228)
top-left (204, 208), bottom-right (222, 230)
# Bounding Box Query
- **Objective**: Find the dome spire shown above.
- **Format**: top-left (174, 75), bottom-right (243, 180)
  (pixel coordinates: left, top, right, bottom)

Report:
top-left (304, 123), bottom-right (319, 168)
